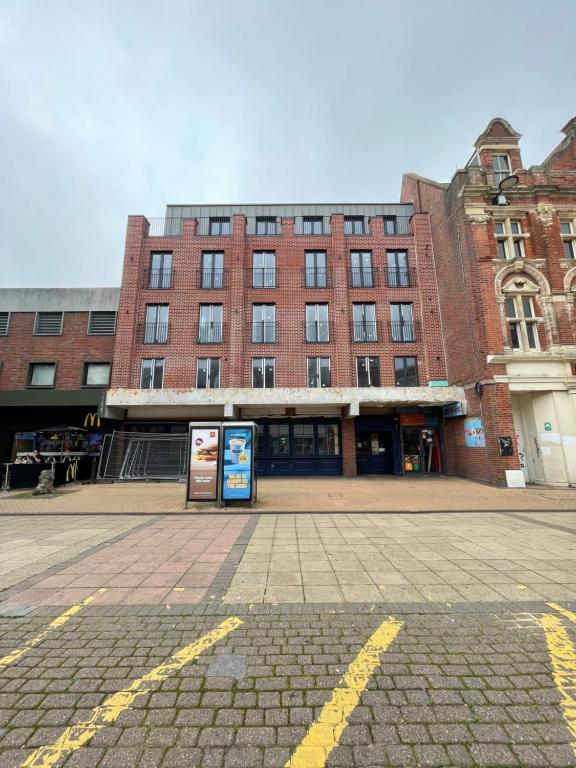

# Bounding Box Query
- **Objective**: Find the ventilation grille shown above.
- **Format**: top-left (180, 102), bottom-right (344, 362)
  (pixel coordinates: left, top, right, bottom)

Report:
top-left (0, 313), bottom-right (8, 335)
top-left (88, 311), bottom-right (117, 335)
top-left (35, 312), bottom-right (63, 335)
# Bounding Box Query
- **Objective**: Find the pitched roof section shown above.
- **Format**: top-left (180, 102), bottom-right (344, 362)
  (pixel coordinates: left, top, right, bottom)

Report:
top-left (474, 117), bottom-right (521, 148)
top-left (541, 116), bottom-right (576, 169)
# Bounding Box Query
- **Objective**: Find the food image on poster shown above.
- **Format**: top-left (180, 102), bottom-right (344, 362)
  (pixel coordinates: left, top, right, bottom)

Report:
top-left (222, 426), bottom-right (252, 501)
top-left (189, 427), bottom-right (220, 500)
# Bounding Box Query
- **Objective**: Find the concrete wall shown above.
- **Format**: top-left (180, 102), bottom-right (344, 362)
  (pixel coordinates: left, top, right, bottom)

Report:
top-left (0, 288), bottom-right (119, 312)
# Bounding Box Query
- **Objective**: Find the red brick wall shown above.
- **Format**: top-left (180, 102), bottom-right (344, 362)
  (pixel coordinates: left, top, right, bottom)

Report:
top-left (0, 312), bottom-right (115, 390)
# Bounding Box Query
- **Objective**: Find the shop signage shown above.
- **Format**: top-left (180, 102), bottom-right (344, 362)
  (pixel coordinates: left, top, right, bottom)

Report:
top-left (222, 424), bottom-right (254, 501)
top-left (84, 413), bottom-right (101, 428)
top-left (464, 417), bottom-right (485, 448)
top-left (443, 402), bottom-right (465, 418)
top-left (187, 425), bottom-right (220, 501)
top-left (400, 414), bottom-right (440, 427)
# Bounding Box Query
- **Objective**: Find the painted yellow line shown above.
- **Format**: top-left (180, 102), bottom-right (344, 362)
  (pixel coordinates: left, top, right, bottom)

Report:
top-left (21, 616), bottom-right (243, 768)
top-left (548, 602), bottom-right (576, 625)
top-left (285, 617), bottom-right (403, 768)
top-left (0, 589), bottom-right (107, 669)
top-left (539, 613), bottom-right (576, 753)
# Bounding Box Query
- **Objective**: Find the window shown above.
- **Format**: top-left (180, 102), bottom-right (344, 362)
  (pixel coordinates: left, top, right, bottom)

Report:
top-left (252, 304), bottom-right (276, 343)
top-left (34, 312), bottom-right (63, 335)
top-left (492, 154), bottom-right (511, 184)
top-left (269, 424), bottom-right (289, 456)
top-left (198, 304), bottom-right (223, 343)
top-left (560, 221), bottom-right (576, 259)
top-left (304, 251), bottom-right (327, 287)
top-left (390, 303), bottom-right (415, 342)
top-left (344, 216), bottom-right (366, 235)
top-left (196, 358), bottom-right (220, 388)
top-left (306, 304), bottom-right (329, 342)
top-left (28, 363), bottom-right (55, 387)
top-left (0, 312), bottom-right (9, 335)
top-left (506, 296), bottom-right (539, 351)
top-left (252, 251), bottom-right (276, 288)
top-left (394, 356), bottom-right (418, 387)
top-left (356, 356), bottom-right (380, 387)
top-left (88, 311), bottom-right (117, 335)
top-left (384, 217), bottom-right (397, 235)
top-left (352, 303), bottom-right (377, 342)
top-left (350, 251), bottom-right (374, 287)
top-left (293, 424), bottom-right (314, 456)
top-left (386, 251), bottom-right (410, 287)
top-left (303, 216), bottom-right (324, 235)
top-left (255, 217), bottom-right (278, 235)
top-left (149, 252), bottom-right (172, 289)
top-left (144, 304), bottom-right (169, 344)
top-left (208, 217), bottom-right (231, 235)
top-left (318, 424), bottom-right (340, 455)
top-left (201, 252), bottom-right (224, 288)
top-left (307, 357), bottom-right (330, 387)
top-left (140, 358), bottom-right (165, 389)
top-left (495, 219), bottom-right (526, 260)
top-left (252, 358), bottom-right (275, 388)
top-left (83, 362), bottom-right (111, 387)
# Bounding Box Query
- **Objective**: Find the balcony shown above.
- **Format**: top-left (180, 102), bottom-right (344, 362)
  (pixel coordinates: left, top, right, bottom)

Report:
top-left (388, 320), bottom-right (419, 342)
top-left (305, 322), bottom-right (332, 343)
top-left (142, 323), bottom-right (170, 344)
top-left (144, 268), bottom-right (173, 289)
top-left (385, 267), bottom-right (415, 288)
top-left (349, 268), bottom-right (376, 288)
top-left (303, 268), bottom-right (330, 288)
top-left (382, 216), bottom-right (412, 236)
top-left (251, 323), bottom-right (277, 344)
top-left (198, 269), bottom-right (226, 289)
top-left (147, 218), bottom-right (183, 237)
top-left (247, 217), bottom-right (282, 236)
top-left (250, 268), bottom-right (277, 288)
top-left (197, 217), bottom-right (232, 236)
top-left (198, 323), bottom-right (224, 344)
top-left (351, 321), bottom-right (379, 343)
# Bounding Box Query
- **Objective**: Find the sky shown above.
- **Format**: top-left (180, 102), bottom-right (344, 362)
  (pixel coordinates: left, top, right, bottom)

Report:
top-left (1, 0), bottom-right (575, 288)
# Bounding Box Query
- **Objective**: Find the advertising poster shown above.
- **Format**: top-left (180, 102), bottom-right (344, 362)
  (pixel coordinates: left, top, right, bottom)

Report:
top-left (188, 427), bottom-right (220, 500)
top-left (464, 417), bottom-right (485, 448)
top-left (222, 426), bottom-right (252, 501)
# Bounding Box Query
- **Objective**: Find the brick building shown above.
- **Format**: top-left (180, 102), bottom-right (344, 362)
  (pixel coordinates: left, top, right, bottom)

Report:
top-left (402, 117), bottom-right (576, 487)
top-left (0, 288), bottom-right (119, 463)
top-left (103, 205), bottom-right (466, 477)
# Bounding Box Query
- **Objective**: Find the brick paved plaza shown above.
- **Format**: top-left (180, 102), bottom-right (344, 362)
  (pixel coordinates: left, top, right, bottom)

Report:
top-left (1, 488), bottom-right (576, 767)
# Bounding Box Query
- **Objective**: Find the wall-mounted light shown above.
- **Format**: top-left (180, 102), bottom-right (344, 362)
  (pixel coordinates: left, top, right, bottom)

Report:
top-left (492, 175), bottom-right (519, 206)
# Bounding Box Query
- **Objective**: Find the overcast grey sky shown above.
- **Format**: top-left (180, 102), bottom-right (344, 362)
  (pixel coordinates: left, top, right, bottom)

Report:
top-left (1, 0), bottom-right (574, 288)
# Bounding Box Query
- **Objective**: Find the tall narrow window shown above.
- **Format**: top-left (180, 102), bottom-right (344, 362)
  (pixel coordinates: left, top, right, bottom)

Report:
top-left (383, 217), bottom-right (397, 235)
top-left (352, 303), bottom-right (377, 342)
top-left (201, 252), bottom-right (224, 288)
top-left (144, 305), bottom-right (169, 344)
top-left (306, 304), bottom-right (329, 342)
top-left (495, 220), bottom-right (525, 260)
top-left (140, 358), bottom-right (164, 389)
top-left (304, 251), bottom-right (327, 287)
top-left (307, 357), bottom-right (331, 387)
top-left (149, 252), bottom-right (172, 289)
top-left (196, 358), bottom-right (220, 388)
top-left (252, 251), bottom-right (276, 287)
top-left (561, 221), bottom-right (576, 259)
top-left (198, 304), bottom-right (223, 343)
top-left (356, 357), bottom-right (380, 387)
top-left (390, 303), bottom-right (415, 342)
top-left (505, 296), bottom-right (539, 351)
top-left (386, 251), bottom-right (410, 287)
top-left (344, 216), bottom-right (365, 235)
top-left (252, 304), bottom-right (276, 343)
top-left (252, 358), bottom-right (275, 388)
top-left (492, 154), bottom-right (511, 184)
top-left (394, 356), bottom-right (418, 386)
top-left (350, 251), bottom-right (373, 287)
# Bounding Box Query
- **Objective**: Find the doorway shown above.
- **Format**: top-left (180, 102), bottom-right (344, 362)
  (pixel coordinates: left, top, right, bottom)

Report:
top-left (356, 431), bottom-right (394, 475)
top-left (401, 427), bottom-right (442, 474)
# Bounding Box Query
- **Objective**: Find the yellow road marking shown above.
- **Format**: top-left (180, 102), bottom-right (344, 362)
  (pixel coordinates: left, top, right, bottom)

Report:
top-left (285, 617), bottom-right (403, 768)
top-left (548, 602), bottom-right (576, 625)
top-left (0, 589), bottom-right (107, 669)
top-left (21, 616), bottom-right (243, 768)
top-left (539, 613), bottom-right (576, 753)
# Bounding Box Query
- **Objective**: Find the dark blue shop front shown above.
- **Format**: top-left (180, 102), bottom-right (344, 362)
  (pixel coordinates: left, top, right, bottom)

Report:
top-left (255, 419), bottom-right (342, 477)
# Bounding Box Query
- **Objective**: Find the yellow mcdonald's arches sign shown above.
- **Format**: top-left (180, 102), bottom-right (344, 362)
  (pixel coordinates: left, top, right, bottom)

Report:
top-left (84, 413), bottom-right (101, 428)
top-left (66, 462), bottom-right (78, 481)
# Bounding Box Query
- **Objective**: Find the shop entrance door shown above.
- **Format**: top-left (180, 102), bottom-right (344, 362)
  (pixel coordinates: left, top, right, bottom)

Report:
top-left (356, 431), bottom-right (394, 474)
top-left (402, 427), bottom-right (442, 473)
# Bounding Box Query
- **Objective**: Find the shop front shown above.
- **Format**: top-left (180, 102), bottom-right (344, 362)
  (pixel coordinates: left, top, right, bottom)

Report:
top-left (399, 413), bottom-right (443, 474)
top-left (255, 418), bottom-right (342, 477)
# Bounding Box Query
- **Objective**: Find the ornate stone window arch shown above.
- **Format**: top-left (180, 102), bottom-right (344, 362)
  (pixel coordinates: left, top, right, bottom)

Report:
top-left (500, 275), bottom-right (541, 351)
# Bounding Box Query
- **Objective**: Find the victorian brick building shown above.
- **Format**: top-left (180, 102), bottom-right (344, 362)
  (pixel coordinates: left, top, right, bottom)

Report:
top-left (402, 117), bottom-right (576, 487)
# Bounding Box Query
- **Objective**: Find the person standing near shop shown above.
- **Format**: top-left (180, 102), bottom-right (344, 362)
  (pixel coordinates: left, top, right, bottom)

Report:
top-left (30, 449), bottom-right (45, 464)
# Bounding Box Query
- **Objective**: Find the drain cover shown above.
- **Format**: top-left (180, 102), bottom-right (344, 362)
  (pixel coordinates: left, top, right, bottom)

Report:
top-left (206, 654), bottom-right (247, 680)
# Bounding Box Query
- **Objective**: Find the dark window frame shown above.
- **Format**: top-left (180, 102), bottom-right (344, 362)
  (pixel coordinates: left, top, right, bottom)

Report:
top-left (82, 362), bottom-right (112, 388)
top-left (394, 356), bottom-right (419, 387)
top-left (27, 362), bottom-right (56, 388)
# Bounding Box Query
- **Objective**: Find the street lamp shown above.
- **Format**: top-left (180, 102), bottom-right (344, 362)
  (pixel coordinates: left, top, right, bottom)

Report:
top-left (492, 174), bottom-right (519, 205)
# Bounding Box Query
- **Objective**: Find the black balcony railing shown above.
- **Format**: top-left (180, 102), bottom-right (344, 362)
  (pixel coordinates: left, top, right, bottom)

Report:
top-left (145, 268), bottom-right (173, 289)
top-left (389, 320), bottom-right (419, 342)
top-left (198, 323), bottom-right (224, 343)
top-left (303, 268), bottom-right (330, 288)
top-left (351, 321), bottom-right (379, 342)
top-left (349, 268), bottom-right (376, 288)
top-left (142, 322), bottom-right (170, 344)
top-left (251, 268), bottom-right (277, 288)
top-left (385, 267), bottom-right (414, 288)
top-left (251, 322), bottom-right (277, 343)
top-left (305, 322), bottom-right (332, 343)
top-left (199, 269), bottom-right (225, 289)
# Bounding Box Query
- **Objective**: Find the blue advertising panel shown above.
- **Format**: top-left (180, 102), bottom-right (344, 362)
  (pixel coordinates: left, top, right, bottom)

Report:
top-left (464, 417), bottom-right (485, 448)
top-left (222, 425), bottom-right (253, 501)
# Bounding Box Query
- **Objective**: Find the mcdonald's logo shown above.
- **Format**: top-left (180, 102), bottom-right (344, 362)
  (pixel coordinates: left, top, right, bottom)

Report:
top-left (66, 462), bottom-right (78, 481)
top-left (84, 413), bottom-right (101, 428)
